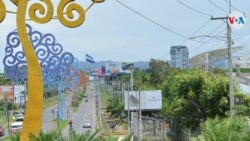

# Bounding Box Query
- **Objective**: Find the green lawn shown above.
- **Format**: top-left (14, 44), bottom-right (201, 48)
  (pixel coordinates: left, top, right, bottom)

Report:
top-left (58, 120), bottom-right (69, 130)
top-left (43, 94), bottom-right (58, 109)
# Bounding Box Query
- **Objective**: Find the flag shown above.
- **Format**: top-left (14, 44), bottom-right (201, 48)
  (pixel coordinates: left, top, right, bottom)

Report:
top-left (86, 53), bottom-right (95, 63)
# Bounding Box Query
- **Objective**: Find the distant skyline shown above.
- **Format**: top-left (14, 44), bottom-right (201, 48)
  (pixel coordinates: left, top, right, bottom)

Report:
top-left (0, 0), bottom-right (249, 72)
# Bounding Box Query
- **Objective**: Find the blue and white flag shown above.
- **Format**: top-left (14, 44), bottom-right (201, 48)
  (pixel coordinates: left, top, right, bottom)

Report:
top-left (86, 53), bottom-right (95, 63)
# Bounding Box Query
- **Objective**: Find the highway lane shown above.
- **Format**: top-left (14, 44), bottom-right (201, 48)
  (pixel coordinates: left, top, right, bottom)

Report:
top-left (60, 82), bottom-right (99, 138)
top-left (69, 82), bottom-right (97, 134)
top-left (42, 93), bottom-right (72, 132)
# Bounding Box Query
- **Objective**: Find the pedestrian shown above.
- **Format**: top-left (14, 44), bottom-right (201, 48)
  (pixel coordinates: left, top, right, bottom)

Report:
top-left (69, 120), bottom-right (73, 128)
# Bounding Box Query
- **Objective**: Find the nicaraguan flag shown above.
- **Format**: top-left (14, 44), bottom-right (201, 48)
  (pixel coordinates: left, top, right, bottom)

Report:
top-left (86, 53), bottom-right (95, 63)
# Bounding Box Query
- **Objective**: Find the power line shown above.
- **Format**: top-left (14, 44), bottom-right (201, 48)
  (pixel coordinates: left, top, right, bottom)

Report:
top-left (189, 26), bottom-right (226, 53)
top-left (208, 0), bottom-right (228, 13)
top-left (179, 18), bottom-right (211, 45)
top-left (116, 0), bottom-right (206, 44)
top-left (176, 0), bottom-right (212, 17)
top-left (160, 20), bottom-right (222, 60)
top-left (224, 0), bottom-right (243, 13)
top-left (188, 22), bottom-right (225, 49)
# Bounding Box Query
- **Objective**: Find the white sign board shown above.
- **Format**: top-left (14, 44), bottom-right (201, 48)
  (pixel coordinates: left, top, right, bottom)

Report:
top-left (105, 62), bottom-right (123, 74)
top-left (14, 85), bottom-right (25, 104)
top-left (124, 90), bottom-right (162, 111)
top-left (228, 11), bottom-right (246, 30)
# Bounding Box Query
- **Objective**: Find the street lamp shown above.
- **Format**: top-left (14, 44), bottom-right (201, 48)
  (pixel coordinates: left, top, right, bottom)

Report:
top-left (122, 63), bottom-right (134, 132)
top-left (188, 35), bottom-right (227, 42)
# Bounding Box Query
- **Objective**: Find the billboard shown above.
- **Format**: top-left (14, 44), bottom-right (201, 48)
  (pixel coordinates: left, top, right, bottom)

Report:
top-left (124, 90), bottom-right (162, 111)
top-left (0, 85), bottom-right (13, 99)
top-left (105, 62), bottom-right (123, 75)
top-left (14, 85), bottom-right (26, 104)
top-left (0, 85), bottom-right (25, 104)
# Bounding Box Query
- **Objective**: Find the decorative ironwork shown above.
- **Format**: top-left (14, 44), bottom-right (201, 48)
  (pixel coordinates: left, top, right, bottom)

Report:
top-left (4, 24), bottom-right (79, 119)
top-left (1, 0), bottom-right (104, 140)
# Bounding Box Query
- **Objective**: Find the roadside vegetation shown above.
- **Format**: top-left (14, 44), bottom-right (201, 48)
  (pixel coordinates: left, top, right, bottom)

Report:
top-left (1, 129), bottom-right (133, 141)
top-left (106, 58), bottom-right (250, 140)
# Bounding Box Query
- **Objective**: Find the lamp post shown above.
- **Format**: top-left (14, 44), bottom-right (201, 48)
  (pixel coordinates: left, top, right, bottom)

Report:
top-left (122, 63), bottom-right (134, 132)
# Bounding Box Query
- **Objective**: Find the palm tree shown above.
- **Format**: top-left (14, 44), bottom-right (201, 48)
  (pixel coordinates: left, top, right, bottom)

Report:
top-left (29, 130), bottom-right (63, 141)
top-left (191, 116), bottom-right (250, 141)
top-left (5, 129), bottom-right (133, 141)
top-left (66, 128), bottom-right (99, 141)
top-left (7, 132), bottom-right (21, 141)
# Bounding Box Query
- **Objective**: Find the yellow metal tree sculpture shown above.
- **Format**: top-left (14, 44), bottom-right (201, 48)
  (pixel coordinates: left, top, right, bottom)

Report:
top-left (0, 0), bottom-right (104, 140)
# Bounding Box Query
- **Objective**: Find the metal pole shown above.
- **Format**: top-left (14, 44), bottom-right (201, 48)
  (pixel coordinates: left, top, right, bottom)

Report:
top-left (127, 86), bottom-right (130, 132)
top-left (24, 81), bottom-right (27, 111)
top-left (7, 105), bottom-right (10, 135)
top-left (227, 0), bottom-right (234, 116)
top-left (138, 90), bottom-right (142, 141)
top-left (210, 0), bottom-right (234, 116)
top-left (128, 68), bottom-right (133, 132)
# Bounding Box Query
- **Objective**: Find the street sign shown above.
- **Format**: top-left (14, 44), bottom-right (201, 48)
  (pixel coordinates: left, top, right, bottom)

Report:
top-left (228, 11), bottom-right (246, 30)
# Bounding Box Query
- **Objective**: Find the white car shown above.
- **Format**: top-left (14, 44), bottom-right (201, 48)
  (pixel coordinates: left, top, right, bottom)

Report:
top-left (11, 116), bottom-right (24, 135)
top-left (83, 120), bottom-right (92, 128)
top-left (11, 122), bottom-right (23, 135)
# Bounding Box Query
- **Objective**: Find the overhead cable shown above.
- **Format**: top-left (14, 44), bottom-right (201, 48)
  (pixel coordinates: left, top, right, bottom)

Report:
top-left (116, 0), bottom-right (206, 44)
top-left (179, 18), bottom-right (211, 45)
top-left (176, 0), bottom-right (212, 17)
top-left (224, 0), bottom-right (243, 13)
top-left (208, 0), bottom-right (228, 13)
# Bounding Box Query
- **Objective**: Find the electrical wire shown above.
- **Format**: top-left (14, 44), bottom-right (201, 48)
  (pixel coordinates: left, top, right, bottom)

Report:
top-left (208, 0), bottom-right (228, 13)
top-left (116, 0), bottom-right (206, 44)
top-left (189, 27), bottom-right (226, 53)
top-left (224, 0), bottom-right (243, 13)
top-left (188, 22), bottom-right (225, 50)
top-left (176, 0), bottom-right (212, 17)
top-left (179, 18), bottom-right (211, 45)
top-left (159, 18), bottom-right (211, 59)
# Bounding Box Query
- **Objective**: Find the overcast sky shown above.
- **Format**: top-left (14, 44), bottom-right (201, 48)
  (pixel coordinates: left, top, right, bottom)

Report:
top-left (0, 0), bottom-right (249, 72)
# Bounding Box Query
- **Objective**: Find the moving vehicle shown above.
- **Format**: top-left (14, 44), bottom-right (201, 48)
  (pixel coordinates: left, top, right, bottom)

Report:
top-left (11, 122), bottom-right (23, 135)
top-left (83, 120), bottom-right (91, 128)
top-left (11, 116), bottom-right (24, 135)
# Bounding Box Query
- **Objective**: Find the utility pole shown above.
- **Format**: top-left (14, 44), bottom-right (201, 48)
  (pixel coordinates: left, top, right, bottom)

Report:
top-left (211, 0), bottom-right (234, 116)
top-left (138, 90), bottom-right (142, 141)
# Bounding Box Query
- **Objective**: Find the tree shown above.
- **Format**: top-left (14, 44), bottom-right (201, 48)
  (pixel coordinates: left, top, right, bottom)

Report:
top-left (148, 59), bottom-right (170, 87)
top-left (161, 69), bottom-right (250, 140)
top-left (191, 116), bottom-right (250, 141)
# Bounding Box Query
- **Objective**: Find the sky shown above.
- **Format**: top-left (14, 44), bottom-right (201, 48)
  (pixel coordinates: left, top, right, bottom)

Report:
top-left (0, 0), bottom-right (249, 72)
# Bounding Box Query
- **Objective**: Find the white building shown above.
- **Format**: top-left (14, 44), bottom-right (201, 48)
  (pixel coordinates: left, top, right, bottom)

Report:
top-left (170, 46), bottom-right (188, 69)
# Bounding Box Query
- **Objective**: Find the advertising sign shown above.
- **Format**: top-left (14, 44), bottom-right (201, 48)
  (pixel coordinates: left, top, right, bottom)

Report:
top-left (0, 85), bottom-right (25, 103)
top-left (124, 90), bottom-right (162, 111)
top-left (105, 62), bottom-right (123, 74)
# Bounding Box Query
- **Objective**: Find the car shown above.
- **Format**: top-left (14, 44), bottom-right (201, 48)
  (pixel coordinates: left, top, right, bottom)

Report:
top-left (11, 122), bottom-right (23, 135)
top-left (83, 120), bottom-right (91, 128)
top-left (15, 116), bottom-right (24, 122)
top-left (0, 126), bottom-right (4, 137)
top-left (85, 99), bottom-right (88, 102)
top-left (11, 116), bottom-right (24, 135)
top-left (16, 113), bottom-right (24, 119)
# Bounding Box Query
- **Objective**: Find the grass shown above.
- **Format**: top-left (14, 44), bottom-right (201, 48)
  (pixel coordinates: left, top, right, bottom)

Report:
top-left (43, 92), bottom-right (70, 109)
top-left (58, 120), bottom-right (68, 130)
top-left (43, 94), bottom-right (58, 109)
top-left (52, 119), bottom-right (69, 131)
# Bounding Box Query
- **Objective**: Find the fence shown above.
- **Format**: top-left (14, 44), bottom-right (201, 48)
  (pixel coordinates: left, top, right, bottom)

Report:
top-left (132, 113), bottom-right (192, 141)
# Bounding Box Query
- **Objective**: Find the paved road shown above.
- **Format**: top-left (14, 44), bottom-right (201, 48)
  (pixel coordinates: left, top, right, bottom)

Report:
top-left (1, 82), bottom-right (98, 139)
top-left (63, 82), bottom-right (97, 136)
top-left (42, 93), bottom-right (72, 132)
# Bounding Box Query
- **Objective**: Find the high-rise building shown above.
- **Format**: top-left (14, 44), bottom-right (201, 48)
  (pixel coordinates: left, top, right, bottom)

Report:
top-left (170, 46), bottom-right (188, 69)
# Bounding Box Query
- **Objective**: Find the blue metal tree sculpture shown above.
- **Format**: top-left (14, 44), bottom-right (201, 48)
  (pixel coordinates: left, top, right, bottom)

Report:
top-left (3, 24), bottom-right (80, 119)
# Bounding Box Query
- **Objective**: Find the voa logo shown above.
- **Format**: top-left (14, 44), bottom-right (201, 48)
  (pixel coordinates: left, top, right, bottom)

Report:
top-left (228, 11), bottom-right (246, 30)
